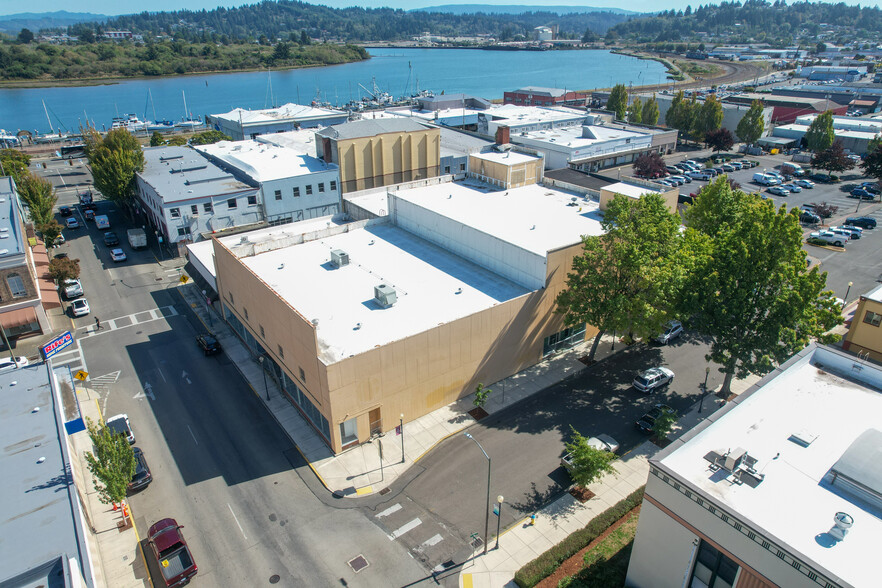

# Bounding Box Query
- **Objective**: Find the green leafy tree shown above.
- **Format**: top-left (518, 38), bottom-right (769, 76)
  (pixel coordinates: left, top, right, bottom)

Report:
top-left (627, 96), bottom-right (643, 124)
top-left (665, 91), bottom-right (690, 142)
top-left (166, 136), bottom-right (189, 146)
top-left (85, 126), bottom-right (144, 211)
top-left (556, 193), bottom-right (684, 360)
top-left (564, 426), bottom-right (618, 488)
top-left (815, 42), bottom-right (827, 54)
top-left (16, 173), bottom-right (57, 226)
top-left (607, 83), bottom-right (629, 120)
top-left (300, 30), bottom-right (311, 45)
top-left (693, 94), bottom-right (724, 145)
top-left (0, 149), bottom-right (31, 184)
top-left (18, 28), bottom-right (34, 44)
top-left (272, 41), bottom-right (291, 61)
top-left (651, 407), bottom-right (678, 442)
top-left (804, 110), bottom-right (835, 154)
top-left (861, 139), bottom-right (882, 182)
top-left (38, 220), bottom-right (63, 249)
top-left (149, 131), bottom-right (165, 147)
top-left (705, 128), bottom-right (734, 154)
top-left (683, 178), bottom-right (842, 394)
top-left (48, 256), bottom-right (80, 283)
top-left (735, 100), bottom-right (766, 145)
top-left (83, 418), bottom-right (136, 507)
top-left (812, 141), bottom-right (856, 176)
top-left (189, 130), bottom-right (232, 145)
top-left (642, 94), bottom-right (660, 126)
top-left (473, 383), bottom-right (491, 408)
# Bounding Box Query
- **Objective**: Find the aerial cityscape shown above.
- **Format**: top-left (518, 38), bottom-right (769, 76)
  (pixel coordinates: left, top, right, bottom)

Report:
top-left (2, 1), bottom-right (881, 587)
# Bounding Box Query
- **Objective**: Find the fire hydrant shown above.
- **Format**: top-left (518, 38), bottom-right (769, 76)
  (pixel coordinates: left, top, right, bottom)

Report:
top-left (530, 514), bottom-right (538, 526)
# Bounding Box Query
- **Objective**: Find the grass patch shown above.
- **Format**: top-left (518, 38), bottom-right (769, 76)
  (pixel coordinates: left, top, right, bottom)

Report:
top-left (673, 59), bottom-right (722, 77)
top-left (557, 514), bottom-right (638, 588)
top-left (513, 486), bottom-right (645, 588)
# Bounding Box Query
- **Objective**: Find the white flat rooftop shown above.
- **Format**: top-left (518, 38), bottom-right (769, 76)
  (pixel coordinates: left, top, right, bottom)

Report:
top-left (235, 221), bottom-right (529, 363)
top-left (660, 346), bottom-right (882, 588)
top-left (488, 104), bottom-right (587, 124)
top-left (254, 128), bottom-right (320, 155)
top-left (210, 102), bottom-right (345, 124)
top-left (196, 138), bottom-right (336, 182)
top-left (390, 180), bottom-right (603, 256)
top-left (344, 188), bottom-right (390, 216)
top-left (520, 124), bottom-right (649, 148)
top-left (471, 150), bottom-right (541, 165)
top-left (602, 181), bottom-right (665, 199)
top-left (865, 283), bottom-right (882, 303)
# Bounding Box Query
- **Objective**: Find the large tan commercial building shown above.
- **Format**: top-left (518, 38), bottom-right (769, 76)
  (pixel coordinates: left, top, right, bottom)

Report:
top-left (626, 344), bottom-right (882, 588)
top-left (316, 119), bottom-right (441, 194)
top-left (212, 179), bottom-right (603, 453)
top-left (468, 150), bottom-right (544, 189)
top-left (841, 283), bottom-right (882, 362)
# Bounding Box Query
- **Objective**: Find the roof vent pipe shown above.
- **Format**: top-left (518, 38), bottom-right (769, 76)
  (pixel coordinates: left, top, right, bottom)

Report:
top-left (829, 512), bottom-right (854, 541)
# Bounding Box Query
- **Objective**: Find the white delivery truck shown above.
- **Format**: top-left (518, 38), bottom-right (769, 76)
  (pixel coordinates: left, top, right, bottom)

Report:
top-left (95, 215), bottom-right (110, 230)
top-left (127, 228), bottom-right (147, 250)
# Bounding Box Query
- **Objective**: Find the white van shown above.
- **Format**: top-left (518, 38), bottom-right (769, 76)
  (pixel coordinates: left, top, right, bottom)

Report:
top-left (753, 172), bottom-right (779, 186)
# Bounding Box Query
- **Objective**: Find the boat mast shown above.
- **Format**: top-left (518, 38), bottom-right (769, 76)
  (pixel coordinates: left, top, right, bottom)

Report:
top-left (42, 100), bottom-right (55, 134)
top-left (182, 90), bottom-right (189, 121)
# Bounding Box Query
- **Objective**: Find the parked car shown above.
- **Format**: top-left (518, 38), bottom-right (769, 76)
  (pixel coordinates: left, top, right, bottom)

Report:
top-left (65, 217), bottom-right (80, 229)
top-left (59, 206), bottom-right (72, 217)
top-left (106, 413), bottom-right (135, 444)
top-left (674, 174), bottom-right (692, 183)
top-left (794, 179), bottom-right (815, 189)
top-left (809, 231), bottom-right (847, 247)
top-left (849, 188), bottom-right (875, 200)
top-left (827, 228), bottom-right (854, 242)
top-left (636, 404), bottom-right (676, 434)
top-left (560, 434), bottom-right (620, 471)
top-left (196, 333), bottom-right (221, 356)
top-left (767, 186), bottom-right (790, 196)
top-left (128, 447), bottom-right (153, 492)
top-left (744, 160), bottom-right (759, 168)
top-left (833, 225), bottom-right (862, 239)
top-left (666, 165), bottom-right (681, 174)
top-left (687, 171), bottom-right (713, 180)
top-left (632, 366), bottom-right (675, 393)
top-left (781, 183), bottom-right (802, 193)
top-left (721, 164), bottom-right (736, 172)
top-left (809, 173), bottom-right (833, 183)
top-left (0, 356), bottom-right (29, 373)
top-left (859, 182), bottom-right (880, 194)
top-left (54, 232), bottom-right (65, 245)
top-left (665, 176), bottom-right (684, 186)
top-left (147, 518), bottom-right (198, 587)
top-left (653, 320), bottom-right (683, 345)
top-left (799, 211), bottom-right (822, 224)
top-left (845, 217), bottom-right (877, 229)
top-left (678, 194), bottom-right (695, 205)
top-left (110, 248), bottom-right (127, 262)
top-left (730, 161), bottom-right (744, 170)
top-left (71, 298), bottom-right (90, 317)
top-left (84, 209), bottom-right (95, 222)
top-left (62, 279), bottom-right (83, 299)
top-left (103, 231), bottom-right (120, 247)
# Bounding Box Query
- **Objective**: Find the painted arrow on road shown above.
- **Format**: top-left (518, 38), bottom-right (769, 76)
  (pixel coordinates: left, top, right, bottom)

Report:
top-left (134, 381), bottom-right (155, 401)
top-left (182, 370), bottom-right (192, 385)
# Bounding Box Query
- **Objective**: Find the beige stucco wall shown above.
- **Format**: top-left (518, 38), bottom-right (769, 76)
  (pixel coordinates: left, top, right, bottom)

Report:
top-left (336, 128), bottom-right (441, 193)
top-left (599, 187), bottom-right (678, 213)
top-left (468, 155), bottom-right (543, 189)
top-left (214, 234), bottom-right (595, 453)
top-left (843, 296), bottom-right (882, 362)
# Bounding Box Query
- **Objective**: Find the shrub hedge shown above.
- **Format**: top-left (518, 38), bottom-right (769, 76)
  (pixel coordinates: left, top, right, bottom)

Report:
top-left (513, 486), bottom-right (646, 588)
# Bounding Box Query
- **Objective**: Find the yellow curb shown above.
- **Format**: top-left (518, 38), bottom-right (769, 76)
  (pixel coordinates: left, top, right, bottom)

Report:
top-left (805, 242), bottom-right (846, 252)
top-left (355, 486), bottom-right (373, 496)
top-left (94, 398), bottom-right (103, 422)
top-left (413, 426), bottom-right (465, 464)
top-left (462, 573), bottom-right (473, 588)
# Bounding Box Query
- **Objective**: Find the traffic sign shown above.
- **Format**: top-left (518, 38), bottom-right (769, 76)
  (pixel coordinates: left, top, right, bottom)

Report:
top-left (179, 275), bottom-right (190, 284)
top-left (74, 370), bottom-right (89, 381)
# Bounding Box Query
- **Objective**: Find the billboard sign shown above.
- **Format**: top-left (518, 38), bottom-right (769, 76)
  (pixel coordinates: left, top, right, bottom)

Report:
top-left (41, 331), bottom-right (73, 360)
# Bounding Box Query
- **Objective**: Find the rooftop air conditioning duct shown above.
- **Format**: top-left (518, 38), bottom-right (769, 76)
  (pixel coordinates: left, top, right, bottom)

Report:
top-left (330, 249), bottom-right (349, 268)
top-left (723, 447), bottom-right (747, 472)
top-left (374, 284), bottom-right (397, 308)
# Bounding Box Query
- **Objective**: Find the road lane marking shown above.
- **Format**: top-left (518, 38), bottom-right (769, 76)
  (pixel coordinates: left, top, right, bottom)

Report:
top-left (77, 305), bottom-right (179, 339)
top-left (187, 425), bottom-right (198, 445)
top-left (134, 382), bottom-right (154, 401)
top-left (416, 534), bottom-right (443, 551)
top-left (376, 503), bottom-right (402, 518)
top-left (228, 503), bottom-right (247, 539)
top-left (388, 518), bottom-right (422, 540)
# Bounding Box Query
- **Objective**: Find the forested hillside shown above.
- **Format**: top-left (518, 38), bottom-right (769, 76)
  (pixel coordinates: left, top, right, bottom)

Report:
top-left (87, 0), bottom-right (630, 42)
top-left (608, 0), bottom-right (882, 44)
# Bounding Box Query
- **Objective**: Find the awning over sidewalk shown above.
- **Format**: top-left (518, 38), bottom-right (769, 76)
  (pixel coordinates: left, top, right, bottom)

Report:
top-left (32, 243), bottom-right (61, 309)
top-left (0, 306), bottom-right (38, 329)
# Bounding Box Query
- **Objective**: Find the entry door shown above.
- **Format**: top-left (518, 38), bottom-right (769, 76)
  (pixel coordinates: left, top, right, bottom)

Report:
top-left (369, 408), bottom-right (382, 437)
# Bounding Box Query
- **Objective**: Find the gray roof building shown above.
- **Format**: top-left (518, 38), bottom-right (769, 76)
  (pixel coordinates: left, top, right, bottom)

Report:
top-left (315, 118), bottom-right (429, 141)
top-left (0, 363), bottom-right (95, 587)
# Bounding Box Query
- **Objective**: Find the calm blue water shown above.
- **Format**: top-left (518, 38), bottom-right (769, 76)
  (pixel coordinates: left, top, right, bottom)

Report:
top-left (0, 48), bottom-right (667, 135)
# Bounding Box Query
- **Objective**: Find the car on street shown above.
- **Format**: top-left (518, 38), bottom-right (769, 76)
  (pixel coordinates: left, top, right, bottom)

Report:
top-left (653, 320), bottom-right (683, 345)
top-left (62, 279), bottom-right (83, 299)
top-left (71, 298), bottom-right (90, 317)
top-left (849, 188), bottom-right (875, 200)
top-left (147, 518), bottom-right (198, 587)
top-left (196, 333), bottom-right (221, 356)
top-left (794, 179), bottom-right (815, 189)
top-left (845, 216), bottom-right (876, 229)
top-left (635, 404), bottom-right (676, 434)
top-left (103, 231), bottom-right (120, 247)
top-left (59, 206), bottom-right (72, 217)
top-left (106, 413), bottom-right (135, 444)
top-left (0, 356), bottom-right (29, 373)
top-left (809, 231), bottom-right (848, 247)
top-left (767, 186), bottom-right (790, 196)
top-left (632, 366), bottom-right (675, 393)
top-left (799, 210), bottom-right (822, 224)
top-left (781, 183), bottom-right (802, 193)
top-left (84, 209), bottom-right (95, 222)
top-left (110, 248), bottom-right (127, 262)
top-left (65, 217), bottom-right (80, 229)
top-left (560, 434), bottom-right (620, 471)
top-left (128, 447), bottom-right (153, 492)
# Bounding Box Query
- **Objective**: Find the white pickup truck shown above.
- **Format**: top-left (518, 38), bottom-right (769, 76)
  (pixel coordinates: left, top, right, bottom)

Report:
top-left (810, 231), bottom-right (847, 247)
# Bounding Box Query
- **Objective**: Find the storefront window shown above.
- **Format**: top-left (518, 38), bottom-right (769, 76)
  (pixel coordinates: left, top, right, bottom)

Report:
top-left (543, 324), bottom-right (587, 356)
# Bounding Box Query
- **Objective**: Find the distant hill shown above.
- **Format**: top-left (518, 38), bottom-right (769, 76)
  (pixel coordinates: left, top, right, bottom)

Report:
top-left (414, 5), bottom-right (637, 16)
top-left (0, 10), bottom-right (107, 34)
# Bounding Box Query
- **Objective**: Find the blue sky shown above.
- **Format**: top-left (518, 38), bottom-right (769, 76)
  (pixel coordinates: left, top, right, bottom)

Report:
top-left (1, 0), bottom-right (878, 16)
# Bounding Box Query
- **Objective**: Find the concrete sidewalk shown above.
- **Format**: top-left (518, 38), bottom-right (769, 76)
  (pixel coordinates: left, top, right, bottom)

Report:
top-left (176, 281), bottom-right (628, 496)
top-left (457, 372), bottom-right (761, 588)
top-left (69, 385), bottom-right (150, 588)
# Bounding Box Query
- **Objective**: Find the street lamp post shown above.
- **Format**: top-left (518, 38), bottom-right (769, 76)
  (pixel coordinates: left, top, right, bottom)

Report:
top-left (699, 367), bottom-right (710, 413)
top-left (258, 356), bottom-right (269, 401)
top-left (399, 413), bottom-right (405, 464)
top-left (464, 432), bottom-right (492, 556)
top-left (495, 495), bottom-right (504, 550)
top-left (845, 281), bottom-right (853, 303)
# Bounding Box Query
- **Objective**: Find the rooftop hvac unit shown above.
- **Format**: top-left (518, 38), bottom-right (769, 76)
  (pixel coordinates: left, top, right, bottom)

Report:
top-left (723, 447), bottom-right (747, 472)
top-left (330, 249), bottom-right (349, 268)
top-left (374, 284), bottom-right (397, 308)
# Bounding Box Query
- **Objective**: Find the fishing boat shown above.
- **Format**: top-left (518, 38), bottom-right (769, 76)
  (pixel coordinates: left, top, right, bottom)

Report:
top-left (111, 113), bottom-right (148, 133)
top-left (0, 130), bottom-right (19, 147)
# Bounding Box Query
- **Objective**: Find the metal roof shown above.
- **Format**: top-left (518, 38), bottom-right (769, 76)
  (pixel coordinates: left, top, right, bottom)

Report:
top-left (0, 176), bottom-right (25, 259)
top-left (315, 118), bottom-right (430, 140)
top-left (138, 146), bottom-right (254, 204)
top-left (830, 428), bottom-right (882, 501)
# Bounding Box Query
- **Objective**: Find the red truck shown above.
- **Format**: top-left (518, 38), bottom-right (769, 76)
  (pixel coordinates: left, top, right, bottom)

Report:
top-left (147, 518), bottom-right (197, 587)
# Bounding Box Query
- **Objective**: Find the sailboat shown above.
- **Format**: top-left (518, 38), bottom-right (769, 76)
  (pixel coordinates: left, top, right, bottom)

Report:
top-left (145, 89), bottom-right (175, 132)
top-left (34, 100), bottom-right (70, 143)
top-left (175, 91), bottom-right (203, 129)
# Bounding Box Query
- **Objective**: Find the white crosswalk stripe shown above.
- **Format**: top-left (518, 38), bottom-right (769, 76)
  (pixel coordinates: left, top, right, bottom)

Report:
top-left (77, 305), bottom-right (179, 339)
top-left (376, 504), bottom-right (403, 518)
top-left (388, 518), bottom-right (422, 540)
